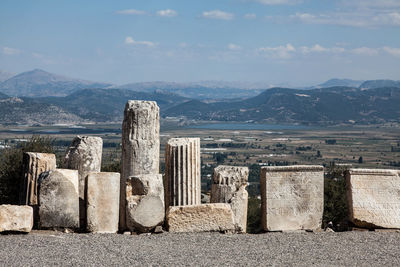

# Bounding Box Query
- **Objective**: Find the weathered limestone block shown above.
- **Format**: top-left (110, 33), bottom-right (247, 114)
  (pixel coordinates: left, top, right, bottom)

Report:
top-left (211, 165), bottom-right (249, 233)
top-left (21, 152), bottom-right (56, 205)
top-left (260, 165), bottom-right (324, 232)
top-left (167, 203), bottom-right (235, 233)
top-left (63, 136), bottom-right (103, 227)
top-left (165, 138), bottom-right (201, 209)
top-left (0, 205), bottom-right (33, 233)
top-left (346, 169), bottom-right (400, 229)
top-left (120, 100), bottom-right (160, 229)
top-left (126, 174), bottom-right (164, 232)
top-left (38, 169), bottom-right (79, 229)
top-left (86, 172), bottom-right (120, 233)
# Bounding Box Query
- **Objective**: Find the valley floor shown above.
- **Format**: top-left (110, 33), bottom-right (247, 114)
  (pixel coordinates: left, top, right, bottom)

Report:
top-left (1, 231), bottom-right (399, 266)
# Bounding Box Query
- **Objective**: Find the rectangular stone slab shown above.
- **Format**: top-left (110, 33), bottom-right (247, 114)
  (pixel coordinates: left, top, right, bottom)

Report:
top-left (39, 169), bottom-right (79, 229)
top-left (260, 165), bottom-right (324, 232)
top-left (346, 169), bottom-right (400, 229)
top-left (0, 205), bottom-right (33, 233)
top-left (86, 172), bottom-right (120, 233)
top-left (167, 203), bottom-right (235, 233)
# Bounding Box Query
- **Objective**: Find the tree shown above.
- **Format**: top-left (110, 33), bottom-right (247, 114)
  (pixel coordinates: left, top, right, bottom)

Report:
top-left (358, 156), bottom-right (363, 164)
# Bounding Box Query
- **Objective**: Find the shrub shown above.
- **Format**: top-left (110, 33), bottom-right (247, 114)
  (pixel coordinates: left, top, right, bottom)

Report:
top-left (247, 198), bottom-right (262, 234)
top-left (0, 136), bottom-right (54, 204)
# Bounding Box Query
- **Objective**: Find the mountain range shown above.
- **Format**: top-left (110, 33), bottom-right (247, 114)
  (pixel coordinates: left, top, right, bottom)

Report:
top-left (0, 68), bottom-right (399, 125)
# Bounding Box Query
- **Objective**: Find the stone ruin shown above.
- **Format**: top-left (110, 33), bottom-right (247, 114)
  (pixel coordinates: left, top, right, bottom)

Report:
top-left (86, 172), bottom-right (120, 233)
top-left (164, 138), bottom-right (201, 208)
top-left (38, 169), bottom-right (79, 229)
top-left (63, 136), bottom-right (103, 228)
top-left (210, 165), bottom-right (249, 233)
top-left (120, 100), bottom-right (163, 232)
top-left (346, 168), bottom-right (400, 229)
top-left (2, 99), bottom-right (399, 235)
top-left (260, 165), bottom-right (324, 232)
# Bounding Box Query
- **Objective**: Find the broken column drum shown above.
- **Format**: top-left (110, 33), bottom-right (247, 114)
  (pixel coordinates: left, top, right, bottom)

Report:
top-left (120, 100), bottom-right (160, 230)
top-left (21, 152), bottom-right (56, 205)
top-left (211, 165), bottom-right (249, 233)
top-left (63, 136), bottom-right (103, 228)
top-left (165, 138), bottom-right (201, 208)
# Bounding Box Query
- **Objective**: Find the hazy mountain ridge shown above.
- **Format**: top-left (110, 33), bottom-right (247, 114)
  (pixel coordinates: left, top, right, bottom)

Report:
top-left (165, 86), bottom-right (400, 125)
top-left (0, 70), bottom-right (15, 83)
top-left (0, 69), bottom-right (111, 97)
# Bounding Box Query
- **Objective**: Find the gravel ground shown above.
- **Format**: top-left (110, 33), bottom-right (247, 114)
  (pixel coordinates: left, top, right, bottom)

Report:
top-left (1, 231), bottom-right (400, 266)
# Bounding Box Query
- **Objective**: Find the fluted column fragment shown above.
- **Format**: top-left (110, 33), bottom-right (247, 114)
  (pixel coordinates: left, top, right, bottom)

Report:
top-left (165, 138), bottom-right (201, 208)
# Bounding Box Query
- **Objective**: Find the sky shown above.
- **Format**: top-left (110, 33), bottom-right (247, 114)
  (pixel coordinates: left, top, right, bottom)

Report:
top-left (0, 0), bottom-right (400, 86)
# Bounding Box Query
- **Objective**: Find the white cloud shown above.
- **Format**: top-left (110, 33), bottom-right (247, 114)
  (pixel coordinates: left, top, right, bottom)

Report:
top-left (254, 0), bottom-right (302, 5)
top-left (202, 10), bottom-right (234, 20)
top-left (341, 0), bottom-right (400, 9)
top-left (228, 43), bottom-right (242, 51)
top-left (300, 44), bottom-right (345, 54)
top-left (116, 9), bottom-right (146, 15)
top-left (289, 11), bottom-right (400, 28)
top-left (351, 47), bottom-right (379, 56)
top-left (383, 46), bottom-right (400, 57)
top-left (157, 9), bottom-right (177, 17)
top-left (2, 47), bottom-right (21, 55)
top-left (244, 13), bottom-right (257, 19)
top-left (257, 43), bottom-right (295, 59)
top-left (125, 36), bottom-right (156, 47)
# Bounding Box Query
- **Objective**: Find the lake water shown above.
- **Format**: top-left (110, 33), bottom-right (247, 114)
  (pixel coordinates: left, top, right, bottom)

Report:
top-left (186, 123), bottom-right (312, 130)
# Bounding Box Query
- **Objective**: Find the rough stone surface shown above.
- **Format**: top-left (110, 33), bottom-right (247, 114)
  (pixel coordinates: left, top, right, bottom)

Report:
top-left (165, 138), bottom-right (201, 209)
top-left (21, 152), bottom-right (56, 205)
top-left (346, 168), bottom-right (400, 229)
top-left (0, 205), bottom-right (33, 233)
top-left (38, 169), bottom-right (79, 229)
top-left (167, 203), bottom-right (235, 233)
top-left (260, 165), bottom-right (324, 232)
top-left (120, 100), bottom-right (160, 230)
top-left (211, 165), bottom-right (249, 233)
top-left (63, 136), bottom-right (103, 228)
top-left (86, 172), bottom-right (120, 233)
top-left (126, 174), bottom-right (164, 232)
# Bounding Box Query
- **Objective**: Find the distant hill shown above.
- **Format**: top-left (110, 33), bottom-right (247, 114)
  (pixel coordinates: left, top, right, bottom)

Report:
top-left (39, 88), bottom-right (188, 122)
top-left (0, 97), bottom-right (83, 125)
top-left (116, 82), bottom-right (263, 100)
top-left (316, 79), bottom-right (364, 88)
top-left (360, 80), bottom-right (400, 89)
top-left (0, 69), bottom-right (111, 97)
top-left (165, 86), bottom-right (400, 125)
top-left (0, 70), bottom-right (15, 83)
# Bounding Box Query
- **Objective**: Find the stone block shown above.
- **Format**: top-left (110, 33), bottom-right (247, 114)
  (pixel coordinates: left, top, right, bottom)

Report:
top-left (86, 172), bottom-right (120, 233)
top-left (126, 174), bottom-right (164, 232)
top-left (38, 169), bottom-right (79, 229)
top-left (21, 152), bottom-right (56, 205)
top-left (0, 205), bottom-right (33, 233)
top-left (346, 168), bottom-right (400, 229)
top-left (211, 165), bottom-right (249, 233)
top-left (166, 203), bottom-right (235, 233)
top-left (260, 165), bottom-right (324, 232)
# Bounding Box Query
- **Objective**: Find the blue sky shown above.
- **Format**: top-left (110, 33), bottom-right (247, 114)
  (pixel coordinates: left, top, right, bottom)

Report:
top-left (0, 0), bottom-right (399, 86)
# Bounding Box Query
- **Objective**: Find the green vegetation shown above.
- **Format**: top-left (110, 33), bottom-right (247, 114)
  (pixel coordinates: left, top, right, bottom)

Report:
top-left (0, 136), bottom-right (54, 204)
top-left (247, 198), bottom-right (262, 234)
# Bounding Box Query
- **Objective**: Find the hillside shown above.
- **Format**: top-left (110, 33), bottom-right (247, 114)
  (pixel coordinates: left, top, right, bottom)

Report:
top-left (116, 82), bottom-right (263, 100)
top-left (165, 87), bottom-right (400, 125)
top-left (0, 70), bottom-right (15, 83)
top-left (0, 69), bottom-right (111, 97)
top-left (39, 88), bottom-right (188, 122)
top-left (360, 80), bottom-right (400, 89)
top-left (316, 79), bottom-right (364, 88)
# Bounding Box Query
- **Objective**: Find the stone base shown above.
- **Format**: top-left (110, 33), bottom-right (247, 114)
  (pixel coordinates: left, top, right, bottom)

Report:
top-left (166, 203), bottom-right (235, 233)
